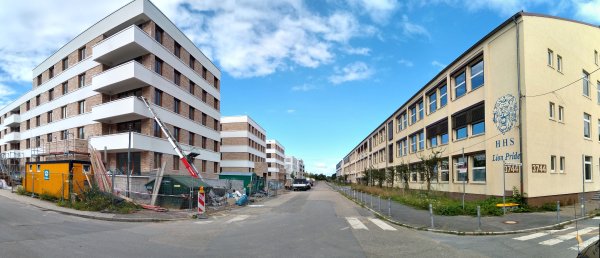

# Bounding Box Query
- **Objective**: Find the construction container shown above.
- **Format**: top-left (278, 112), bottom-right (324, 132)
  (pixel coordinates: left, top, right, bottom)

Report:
top-left (219, 172), bottom-right (260, 195)
top-left (23, 160), bottom-right (93, 200)
top-left (145, 175), bottom-right (211, 209)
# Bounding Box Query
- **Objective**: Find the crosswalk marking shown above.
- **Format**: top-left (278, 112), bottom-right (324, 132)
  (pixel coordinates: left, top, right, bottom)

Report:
top-left (570, 235), bottom-right (599, 251)
top-left (539, 227), bottom-right (596, 246)
top-left (368, 218), bottom-right (396, 231)
top-left (592, 216), bottom-right (600, 220)
top-left (513, 226), bottom-right (574, 241)
top-left (346, 217), bottom-right (368, 230)
top-left (226, 215), bottom-right (249, 224)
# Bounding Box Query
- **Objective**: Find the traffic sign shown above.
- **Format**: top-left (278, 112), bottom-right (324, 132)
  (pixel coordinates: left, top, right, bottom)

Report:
top-left (43, 170), bottom-right (50, 180)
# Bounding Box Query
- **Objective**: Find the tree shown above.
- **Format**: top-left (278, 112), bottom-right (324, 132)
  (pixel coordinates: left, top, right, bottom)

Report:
top-left (417, 149), bottom-right (445, 192)
top-left (374, 168), bottom-right (386, 187)
top-left (385, 166), bottom-right (395, 188)
top-left (394, 162), bottom-right (410, 190)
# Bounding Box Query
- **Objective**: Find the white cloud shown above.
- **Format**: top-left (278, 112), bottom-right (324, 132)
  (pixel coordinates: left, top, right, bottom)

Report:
top-left (0, 82), bottom-right (17, 109)
top-left (286, 109), bottom-right (296, 113)
top-left (291, 84), bottom-right (318, 92)
top-left (574, 0), bottom-right (600, 24)
top-left (431, 60), bottom-right (446, 70)
top-left (398, 59), bottom-right (414, 67)
top-left (342, 47), bottom-right (372, 55)
top-left (346, 0), bottom-right (400, 24)
top-left (329, 61), bottom-right (374, 84)
top-left (400, 15), bottom-right (431, 39)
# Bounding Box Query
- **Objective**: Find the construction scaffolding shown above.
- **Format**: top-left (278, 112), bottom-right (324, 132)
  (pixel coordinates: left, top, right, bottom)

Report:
top-left (33, 137), bottom-right (90, 161)
top-left (0, 151), bottom-right (24, 185)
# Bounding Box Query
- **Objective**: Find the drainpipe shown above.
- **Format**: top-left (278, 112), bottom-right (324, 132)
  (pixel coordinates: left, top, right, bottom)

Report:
top-left (513, 14), bottom-right (524, 195)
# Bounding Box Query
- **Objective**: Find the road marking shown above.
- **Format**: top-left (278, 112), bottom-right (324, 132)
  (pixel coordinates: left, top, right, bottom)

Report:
top-left (226, 215), bottom-right (249, 224)
top-left (248, 205), bottom-right (264, 207)
top-left (592, 217), bottom-right (600, 220)
top-left (548, 226), bottom-right (574, 233)
top-left (513, 232), bottom-right (548, 241)
top-left (569, 235), bottom-right (599, 250)
top-left (346, 217), bottom-right (368, 230)
top-left (194, 221), bottom-right (214, 225)
top-left (368, 218), bottom-right (396, 231)
top-left (539, 227), bottom-right (597, 246)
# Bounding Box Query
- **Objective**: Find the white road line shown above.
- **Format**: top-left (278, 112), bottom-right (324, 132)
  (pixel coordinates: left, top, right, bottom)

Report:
top-left (548, 226), bottom-right (574, 233)
top-left (592, 216), bottom-right (600, 220)
top-left (368, 218), bottom-right (397, 231)
top-left (513, 232), bottom-right (548, 241)
top-left (539, 227), bottom-right (597, 246)
top-left (346, 217), bottom-right (368, 230)
top-left (569, 235), bottom-right (599, 251)
top-left (194, 221), bottom-right (214, 225)
top-left (226, 215), bottom-right (249, 224)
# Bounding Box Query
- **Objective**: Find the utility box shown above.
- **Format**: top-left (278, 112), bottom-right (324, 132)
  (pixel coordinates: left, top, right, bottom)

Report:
top-left (23, 160), bottom-right (93, 200)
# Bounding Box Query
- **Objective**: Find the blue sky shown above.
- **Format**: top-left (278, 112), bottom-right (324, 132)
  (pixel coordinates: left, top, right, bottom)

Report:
top-left (0, 0), bottom-right (599, 175)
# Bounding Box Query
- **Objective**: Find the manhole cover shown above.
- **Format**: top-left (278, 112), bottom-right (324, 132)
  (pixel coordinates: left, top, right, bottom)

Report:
top-left (503, 220), bottom-right (518, 224)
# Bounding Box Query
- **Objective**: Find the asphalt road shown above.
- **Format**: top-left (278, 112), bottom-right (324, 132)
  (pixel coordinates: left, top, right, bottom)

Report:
top-left (1, 183), bottom-right (598, 258)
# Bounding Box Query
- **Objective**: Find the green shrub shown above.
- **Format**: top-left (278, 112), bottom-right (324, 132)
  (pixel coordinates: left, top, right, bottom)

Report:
top-left (15, 185), bottom-right (28, 195)
top-left (60, 185), bottom-right (141, 214)
top-left (39, 192), bottom-right (57, 202)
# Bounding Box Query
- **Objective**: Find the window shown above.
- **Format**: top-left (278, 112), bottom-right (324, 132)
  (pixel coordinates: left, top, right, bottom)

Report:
top-left (189, 106), bottom-right (195, 120)
top-left (189, 81), bottom-right (195, 95)
top-left (549, 102), bottom-right (555, 119)
top-left (470, 60), bottom-right (484, 90)
top-left (547, 49), bottom-right (553, 67)
top-left (174, 42), bottom-right (181, 58)
top-left (557, 55), bottom-right (562, 72)
top-left (439, 84), bottom-right (447, 107)
top-left (26, 139), bottom-right (30, 148)
top-left (202, 67), bottom-right (207, 80)
top-left (440, 159), bottom-right (449, 182)
top-left (454, 71), bottom-right (466, 98)
top-left (550, 155), bottom-right (556, 172)
top-left (62, 82), bottom-right (68, 95)
top-left (558, 106), bottom-right (564, 122)
top-left (560, 156), bottom-right (565, 173)
top-left (418, 131), bottom-right (424, 150)
top-left (173, 127), bottom-right (180, 141)
top-left (584, 113), bottom-right (591, 138)
top-left (472, 121), bottom-right (485, 135)
top-left (78, 100), bottom-right (85, 114)
top-left (154, 89), bottom-right (162, 106)
top-left (174, 71), bottom-right (181, 85)
top-left (35, 95), bottom-right (40, 106)
top-left (202, 90), bottom-right (207, 102)
top-left (47, 133), bottom-right (52, 143)
top-left (202, 136), bottom-right (207, 149)
top-left (61, 130), bottom-right (68, 140)
top-left (26, 120), bottom-right (30, 130)
top-left (387, 121), bottom-right (393, 141)
top-left (116, 120), bottom-right (142, 133)
top-left (595, 50), bottom-right (598, 65)
top-left (154, 152), bottom-right (162, 169)
top-left (77, 127), bottom-right (84, 139)
top-left (174, 98), bottom-right (180, 114)
top-left (189, 132), bottom-right (195, 145)
top-left (61, 106), bottom-right (67, 119)
top-left (48, 89), bottom-right (54, 101)
top-left (428, 91), bottom-right (437, 113)
top-left (583, 70), bottom-right (590, 97)
top-left (584, 156), bottom-right (592, 181)
top-left (429, 134), bottom-right (437, 148)
top-left (155, 26), bottom-right (163, 44)
top-left (35, 116), bottom-right (40, 126)
top-left (173, 155), bottom-right (179, 170)
top-left (410, 105), bottom-right (417, 124)
top-left (456, 156), bottom-right (468, 182)
top-left (153, 121), bottom-right (161, 137)
top-left (49, 67), bottom-right (54, 79)
top-left (410, 134), bottom-right (417, 153)
top-left (202, 113), bottom-right (207, 126)
top-left (418, 101), bottom-right (424, 120)
top-left (62, 57), bottom-right (68, 70)
top-left (26, 100), bottom-right (30, 111)
top-left (598, 120), bottom-right (600, 141)
top-left (154, 58), bottom-right (163, 75)
top-left (37, 75), bottom-right (42, 86)
top-left (78, 73), bottom-right (85, 88)
top-left (456, 126), bottom-right (467, 140)
top-left (189, 56), bottom-right (195, 69)
top-left (472, 154), bottom-right (486, 182)
top-left (35, 136), bottom-right (41, 147)
top-left (78, 47), bottom-right (86, 61)
top-left (47, 111), bottom-right (53, 123)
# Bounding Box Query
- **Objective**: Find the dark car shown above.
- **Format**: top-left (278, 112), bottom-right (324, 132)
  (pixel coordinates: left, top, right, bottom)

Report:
top-left (577, 239), bottom-right (598, 258)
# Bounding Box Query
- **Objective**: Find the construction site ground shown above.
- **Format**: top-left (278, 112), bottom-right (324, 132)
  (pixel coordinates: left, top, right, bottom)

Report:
top-left (0, 188), bottom-right (286, 222)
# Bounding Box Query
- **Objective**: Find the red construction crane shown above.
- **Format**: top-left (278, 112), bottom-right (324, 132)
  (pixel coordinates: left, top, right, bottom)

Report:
top-left (139, 96), bottom-right (202, 179)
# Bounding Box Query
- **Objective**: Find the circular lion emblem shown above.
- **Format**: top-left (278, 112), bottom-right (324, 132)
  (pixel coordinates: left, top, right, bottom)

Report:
top-left (493, 94), bottom-right (518, 134)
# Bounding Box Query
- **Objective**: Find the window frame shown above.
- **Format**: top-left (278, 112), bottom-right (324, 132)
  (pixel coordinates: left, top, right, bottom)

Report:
top-left (455, 126), bottom-right (467, 140)
top-left (549, 102), bottom-right (555, 119)
top-left (584, 156), bottom-right (592, 181)
top-left (547, 49), bottom-right (553, 67)
top-left (583, 70), bottom-right (590, 97)
top-left (453, 71), bottom-right (467, 99)
top-left (428, 91), bottom-right (437, 114)
top-left (560, 156), bottom-right (565, 173)
top-left (471, 120), bottom-right (485, 136)
top-left (472, 153), bottom-right (486, 182)
top-left (470, 59), bottom-right (484, 90)
top-left (557, 55), bottom-right (562, 72)
top-left (439, 84), bottom-right (447, 107)
top-left (550, 155), bottom-right (556, 173)
top-left (558, 105), bottom-right (564, 122)
top-left (584, 113), bottom-right (591, 139)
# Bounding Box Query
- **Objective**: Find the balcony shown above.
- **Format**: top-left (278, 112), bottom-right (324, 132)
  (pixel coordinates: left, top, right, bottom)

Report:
top-left (91, 61), bottom-right (154, 95)
top-left (93, 25), bottom-right (151, 66)
top-left (89, 132), bottom-right (220, 161)
top-left (91, 96), bottom-right (151, 124)
top-left (3, 114), bottom-right (20, 127)
top-left (3, 132), bottom-right (20, 143)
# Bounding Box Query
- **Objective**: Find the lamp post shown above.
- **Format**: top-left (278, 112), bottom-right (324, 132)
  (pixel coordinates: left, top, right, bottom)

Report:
top-left (126, 124), bottom-right (132, 198)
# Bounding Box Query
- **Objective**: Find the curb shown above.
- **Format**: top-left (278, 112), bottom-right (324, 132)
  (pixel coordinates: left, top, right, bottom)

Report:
top-left (329, 184), bottom-right (598, 236)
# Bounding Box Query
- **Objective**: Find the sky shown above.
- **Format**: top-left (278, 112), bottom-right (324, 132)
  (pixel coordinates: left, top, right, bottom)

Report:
top-left (0, 0), bottom-right (599, 176)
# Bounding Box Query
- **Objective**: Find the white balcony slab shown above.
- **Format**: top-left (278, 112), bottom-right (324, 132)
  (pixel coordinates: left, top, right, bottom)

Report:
top-left (3, 114), bottom-right (20, 127)
top-left (2, 132), bottom-right (20, 143)
top-left (93, 25), bottom-right (150, 66)
top-left (92, 96), bottom-right (150, 124)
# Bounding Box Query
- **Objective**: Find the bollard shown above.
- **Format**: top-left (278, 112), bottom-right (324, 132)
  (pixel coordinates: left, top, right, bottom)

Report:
top-left (353, 190), bottom-right (356, 200)
top-left (580, 197), bottom-right (585, 216)
top-left (378, 196), bottom-right (381, 211)
top-left (388, 198), bottom-right (391, 217)
top-left (370, 193), bottom-right (373, 207)
top-left (556, 201), bottom-right (560, 224)
top-left (429, 203), bottom-right (434, 229)
top-left (477, 205), bottom-right (481, 231)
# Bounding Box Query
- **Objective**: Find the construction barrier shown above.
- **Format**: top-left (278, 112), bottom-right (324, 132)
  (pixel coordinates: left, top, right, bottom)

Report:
top-left (198, 186), bottom-right (205, 215)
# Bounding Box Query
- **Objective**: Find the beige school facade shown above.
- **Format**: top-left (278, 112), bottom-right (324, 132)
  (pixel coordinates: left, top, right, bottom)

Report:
top-left (340, 12), bottom-right (600, 206)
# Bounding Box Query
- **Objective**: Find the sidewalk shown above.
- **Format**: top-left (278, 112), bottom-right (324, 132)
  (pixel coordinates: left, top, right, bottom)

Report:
top-left (0, 188), bottom-right (195, 222)
top-left (330, 184), bottom-right (600, 235)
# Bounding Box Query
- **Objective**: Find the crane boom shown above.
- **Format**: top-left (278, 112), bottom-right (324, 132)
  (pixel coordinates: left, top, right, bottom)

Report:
top-left (139, 96), bottom-right (201, 179)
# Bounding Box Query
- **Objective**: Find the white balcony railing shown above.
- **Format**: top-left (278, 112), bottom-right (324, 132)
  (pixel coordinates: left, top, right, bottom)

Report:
top-left (91, 96), bottom-right (151, 124)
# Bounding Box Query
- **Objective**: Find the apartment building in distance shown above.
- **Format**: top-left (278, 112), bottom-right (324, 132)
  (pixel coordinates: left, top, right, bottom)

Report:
top-left (0, 0), bottom-right (221, 179)
top-left (266, 140), bottom-right (286, 182)
top-left (284, 155), bottom-right (305, 179)
top-left (220, 116), bottom-right (267, 174)
top-left (340, 12), bottom-right (600, 205)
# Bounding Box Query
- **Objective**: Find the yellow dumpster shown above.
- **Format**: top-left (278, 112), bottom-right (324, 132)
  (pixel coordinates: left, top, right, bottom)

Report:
top-left (23, 160), bottom-right (93, 200)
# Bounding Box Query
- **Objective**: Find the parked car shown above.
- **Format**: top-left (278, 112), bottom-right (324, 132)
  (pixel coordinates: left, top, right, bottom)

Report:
top-left (292, 179), bottom-right (310, 191)
top-left (577, 238), bottom-right (598, 258)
